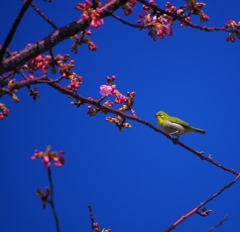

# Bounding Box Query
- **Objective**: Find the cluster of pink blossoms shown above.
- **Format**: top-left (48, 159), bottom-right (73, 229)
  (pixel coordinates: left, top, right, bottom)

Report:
top-left (0, 103), bottom-right (9, 120)
top-left (122, 0), bottom-right (137, 16)
top-left (31, 146), bottom-right (65, 168)
top-left (99, 78), bottom-right (127, 105)
top-left (86, 76), bottom-right (136, 122)
top-left (137, 0), bottom-right (211, 41)
top-left (26, 53), bottom-right (71, 75)
top-left (92, 222), bottom-right (111, 232)
top-left (74, 1), bottom-right (104, 29)
top-left (225, 20), bottom-right (240, 43)
top-left (27, 53), bottom-right (82, 92)
top-left (66, 75), bottom-right (83, 92)
top-left (88, 76), bottom-right (136, 131)
top-left (27, 54), bottom-right (51, 73)
top-left (71, 30), bottom-right (97, 53)
top-left (137, 0), bottom-right (173, 41)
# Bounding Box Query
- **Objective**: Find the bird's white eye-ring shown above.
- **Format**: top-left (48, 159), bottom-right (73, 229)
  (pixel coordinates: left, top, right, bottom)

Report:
top-left (160, 114), bottom-right (164, 117)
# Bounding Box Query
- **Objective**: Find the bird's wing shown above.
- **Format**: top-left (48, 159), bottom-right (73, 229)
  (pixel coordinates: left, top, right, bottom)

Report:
top-left (169, 117), bottom-right (192, 128)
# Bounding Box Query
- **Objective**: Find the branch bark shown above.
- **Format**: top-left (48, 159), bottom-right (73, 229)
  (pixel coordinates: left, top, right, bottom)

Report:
top-left (0, 0), bottom-right (128, 75)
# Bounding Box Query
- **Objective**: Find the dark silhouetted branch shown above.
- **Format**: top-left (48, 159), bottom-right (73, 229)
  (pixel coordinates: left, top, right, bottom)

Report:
top-left (112, 14), bottom-right (146, 28)
top-left (0, 0), bottom-right (33, 66)
top-left (208, 215), bottom-right (229, 232)
top-left (47, 167), bottom-right (61, 232)
top-left (31, 2), bottom-right (58, 30)
top-left (88, 205), bottom-right (95, 232)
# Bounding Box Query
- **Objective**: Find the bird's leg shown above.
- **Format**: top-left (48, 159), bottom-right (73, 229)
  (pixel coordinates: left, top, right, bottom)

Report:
top-left (167, 131), bottom-right (180, 144)
top-left (172, 137), bottom-right (179, 144)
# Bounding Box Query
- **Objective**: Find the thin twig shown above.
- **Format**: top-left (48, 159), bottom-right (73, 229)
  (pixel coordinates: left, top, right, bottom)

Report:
top-left (31, 2), bottom-right (58, 30)
top-left (0, 71), bottom-right (16, 82)
top-left (137, 0), bottom-right (233, 33)
top-left (88, 205), bottom-right (95, 232)
top-left (0, 0), bottom-right (33, 65)
top-left (208, 215), bottom-right (229, 232)
top-left (77, 30), bottom-right (86, 46)
top-left (97, 95), bottom-right (106, 103)
top-left (111, 14), bottom-right (146, 28)
top-left (49, 48), bottom-right (55, 69)
top-left (19, 69), bottom-right (29, 80)
top-left (165, 175), bottom-right (240, 232)
top-left (47, 167), bottom-right (61, 232)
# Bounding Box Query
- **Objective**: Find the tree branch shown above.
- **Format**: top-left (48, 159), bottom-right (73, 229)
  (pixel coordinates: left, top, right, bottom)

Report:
top-left (0, 0), bottom-right (128, 75)
top-left (208, 215), bottom-right (229, 232)
top-left (137, 0), bottom-right (232, 33)
top-left (7, 77), bottom-right (239, 176)
top-left (47, 167), bottom-right (61, 232)
top-left (88, 205), bottom-right (95, 232)
top-left (111, 14), bottom-right (146, 28)
top-left (165, 175), bottom-right (240, 232)
top-left (31, 2), bottom-right (58, 30)
top-left (0, 0), bottom-right (33, 66)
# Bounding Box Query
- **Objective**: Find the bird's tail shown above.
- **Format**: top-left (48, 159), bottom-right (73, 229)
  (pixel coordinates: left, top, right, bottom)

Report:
top-left (193, 128), bottom-right (206, 134)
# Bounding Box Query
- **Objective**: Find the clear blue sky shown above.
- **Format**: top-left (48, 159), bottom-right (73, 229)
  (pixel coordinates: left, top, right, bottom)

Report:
top-left (1, 1), bottom-right (240, 232)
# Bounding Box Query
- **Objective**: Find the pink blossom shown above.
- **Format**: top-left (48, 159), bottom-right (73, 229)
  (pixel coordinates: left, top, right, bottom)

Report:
top-left (54, 155), bottom-right (65, 167)
top-left (162, 25), bottom-right (172, 36)
top-left (44, 162), bottom-right (51, 168)
top-left (100, 85), bottom-right (113, 96)
top-left (90, 18), bottom-right (104, 28)
top-left (124, 8), bottom-right (133, 16)
top-left (43, 155), bottom-right (50, 162)
top-left (82, 12), bottom-right (90, 20)
top-left (88, 42), bottom-right (97, 51)
top-left (226, 34), bottom-right (235, 43)
top-left (157, 29), bottom-right (164, 39)
top-left (115, 93), bottom-right (127, 104)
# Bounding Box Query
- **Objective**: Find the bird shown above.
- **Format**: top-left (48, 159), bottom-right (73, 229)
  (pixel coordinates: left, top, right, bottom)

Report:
top-left (155, 111), bottom-right (206, 137)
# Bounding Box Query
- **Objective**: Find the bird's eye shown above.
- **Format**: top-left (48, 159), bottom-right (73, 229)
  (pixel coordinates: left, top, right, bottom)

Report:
top-left (160, 114), bottom-right (164, 117)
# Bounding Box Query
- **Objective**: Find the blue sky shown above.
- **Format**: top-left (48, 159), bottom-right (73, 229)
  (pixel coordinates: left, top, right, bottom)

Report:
top-left (1, 1), bottom-right (240, 232)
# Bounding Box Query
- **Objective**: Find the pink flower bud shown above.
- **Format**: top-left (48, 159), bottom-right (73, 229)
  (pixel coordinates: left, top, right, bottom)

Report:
top-left (88, 42), bottom-right (97, 51)
top-left (195, 2), bottom-right (206, 9)
top-left (200, 14), bottom-right (210, 23)
top-left (86, 30), bottom-right (92, 35)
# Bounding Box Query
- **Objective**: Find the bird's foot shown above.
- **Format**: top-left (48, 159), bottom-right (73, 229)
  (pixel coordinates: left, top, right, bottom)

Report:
top-left (172, 137), bottom-right (179, 144)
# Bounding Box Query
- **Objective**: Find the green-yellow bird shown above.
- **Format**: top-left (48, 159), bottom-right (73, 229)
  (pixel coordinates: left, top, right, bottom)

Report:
top-left (155, 111), bottom-right (206, 137)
